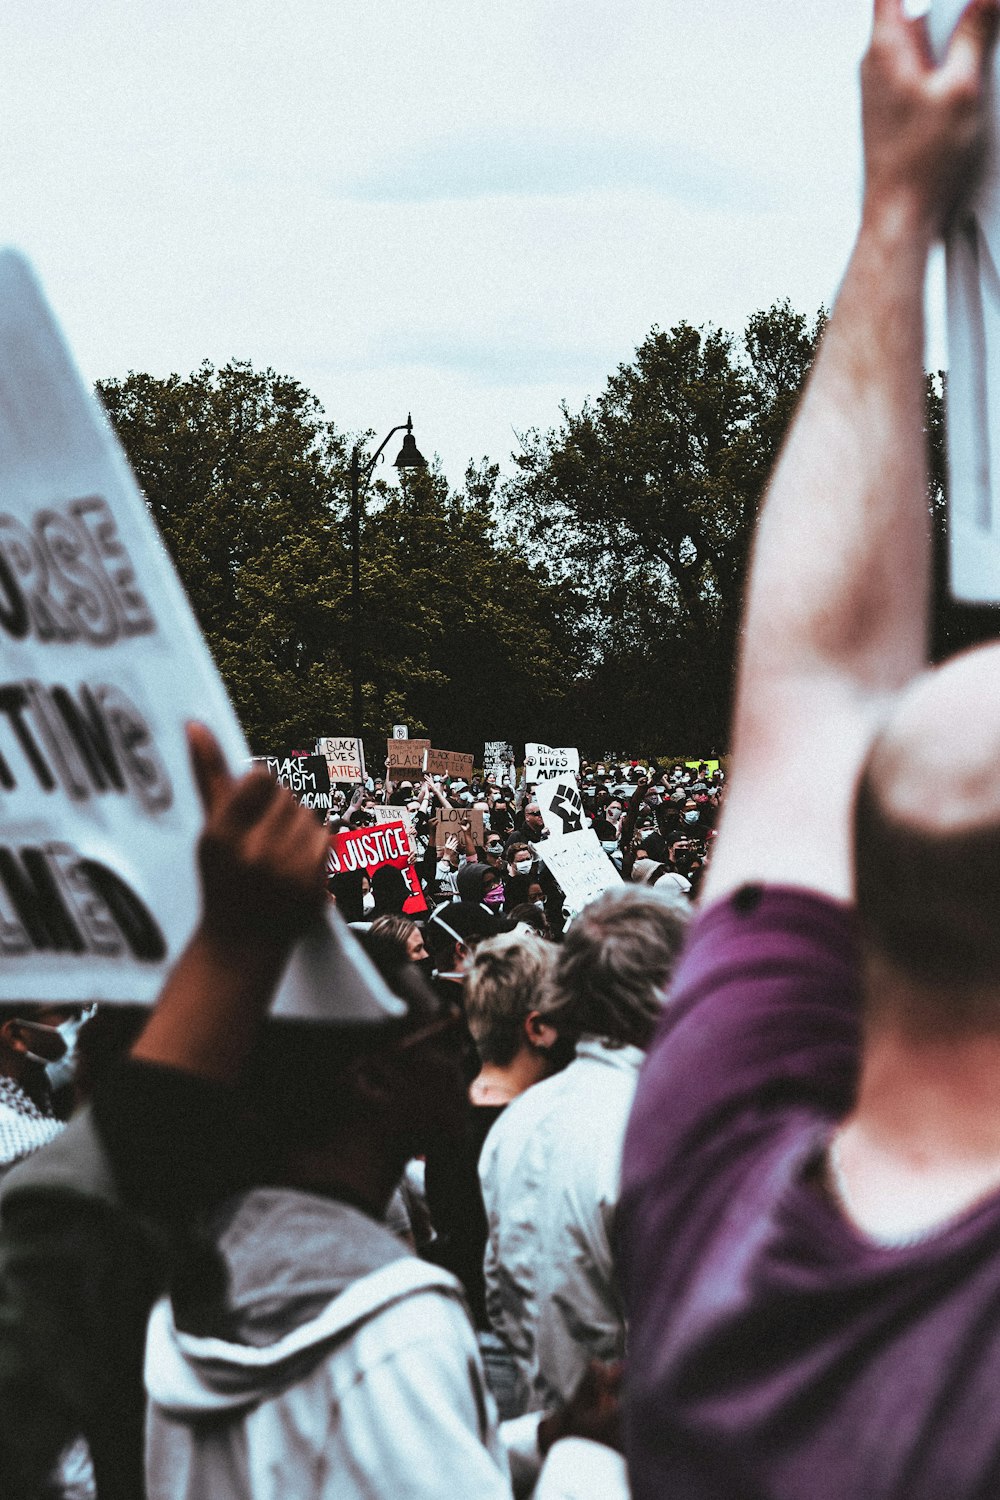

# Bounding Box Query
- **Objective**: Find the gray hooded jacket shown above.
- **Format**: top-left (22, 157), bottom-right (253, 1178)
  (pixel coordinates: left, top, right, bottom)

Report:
top-left (144, 1186), bottom-right (518, 1499)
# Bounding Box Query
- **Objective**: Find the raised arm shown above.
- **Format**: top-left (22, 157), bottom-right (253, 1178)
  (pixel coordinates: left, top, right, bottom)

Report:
top-left (131, 723), bottom-right (329, 1082)
top-left (705, 0), bottom-right (1000, 902)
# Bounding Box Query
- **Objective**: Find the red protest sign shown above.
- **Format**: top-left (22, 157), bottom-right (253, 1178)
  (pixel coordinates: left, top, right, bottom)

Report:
top-left (329, 819), bottom-right (427, 916)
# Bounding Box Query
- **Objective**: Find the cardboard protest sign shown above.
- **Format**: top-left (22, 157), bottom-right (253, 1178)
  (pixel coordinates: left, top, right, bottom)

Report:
top-left (483, 740), bottom-right (515, 783)
top-left (329, 819), bottom-right (427, 915)
top-left (425, 748), bottom-right (475, 781)
top-left (256, 754), bottom-right (332, 811)
top-left (371, 803), bottom-right (416, 839)
top-left (387, 737), bottom-right (429, 775)
top-left (524, 743), bottom-right (581, 783)
top-left (929, 0), bottom-right (1000, 600)
top-left (316, 735), bottom-right (365, 784)
top-left (0, 251), bottom-right (400, 1022)
top-left (432, 805), bottom-right (485, 851)
top-left (534, 776), bottom-right (621, 919)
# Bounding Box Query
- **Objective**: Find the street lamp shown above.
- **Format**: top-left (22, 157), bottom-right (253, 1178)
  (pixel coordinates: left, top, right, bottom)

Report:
top-left (349, 414), bottom-right (427, 738)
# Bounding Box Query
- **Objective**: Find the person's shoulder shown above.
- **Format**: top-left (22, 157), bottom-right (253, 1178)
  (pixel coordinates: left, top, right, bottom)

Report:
top-left (342, 1271), bottom-right (478, 1388)
top-left (478, 1073), bottom-right (568, 1182)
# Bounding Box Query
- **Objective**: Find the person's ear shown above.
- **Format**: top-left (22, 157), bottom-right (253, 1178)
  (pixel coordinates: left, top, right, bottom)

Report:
top-left (0, 1019), bottom-right (25, 1056)
top-left (525, 1011), bottom-right (559, 1050)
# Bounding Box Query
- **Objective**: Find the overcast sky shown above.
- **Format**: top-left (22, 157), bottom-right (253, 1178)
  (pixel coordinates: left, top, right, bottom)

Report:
top-left (0, 0), bottom-right (947, 486)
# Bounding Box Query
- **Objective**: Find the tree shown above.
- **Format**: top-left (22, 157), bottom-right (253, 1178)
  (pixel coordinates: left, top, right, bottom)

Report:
top-left (98, 363), bottom-right (584, 756)
top-left (98, 361), bottom-right (353, 750)
top-left (504, 302), bottom-right (825, 753)
top-left (356, 458), bottom-right (587, 751)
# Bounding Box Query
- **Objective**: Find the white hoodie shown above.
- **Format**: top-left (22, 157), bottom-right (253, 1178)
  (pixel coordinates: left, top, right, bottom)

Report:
top-left (144, 1186), bottom-right (521, 1500)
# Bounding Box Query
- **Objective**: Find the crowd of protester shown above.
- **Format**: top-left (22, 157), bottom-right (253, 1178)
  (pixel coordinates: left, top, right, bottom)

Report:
top-left (2, 3), bottom-right (1000, 1496)
top-left (326, 755), bottom-right (723, 934)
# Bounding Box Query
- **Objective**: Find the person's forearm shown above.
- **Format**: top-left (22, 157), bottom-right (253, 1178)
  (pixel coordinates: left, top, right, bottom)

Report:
top-left (131, 926), bottom-right (293, 1083)
top-left (740, 203), bottom-right (931, 700)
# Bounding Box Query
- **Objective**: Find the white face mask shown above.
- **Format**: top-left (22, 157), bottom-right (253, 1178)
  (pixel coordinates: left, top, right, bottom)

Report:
top-left (601, 840), bottom-right (618, 854)
top-left (513, 859), bottom-right (532, 875)
top-left (362, 892), bottom-right (376, 915)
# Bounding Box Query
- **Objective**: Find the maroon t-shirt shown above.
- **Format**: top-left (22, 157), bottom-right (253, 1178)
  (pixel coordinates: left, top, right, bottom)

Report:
top-left (619, 885), bottom-right (1000, 1500)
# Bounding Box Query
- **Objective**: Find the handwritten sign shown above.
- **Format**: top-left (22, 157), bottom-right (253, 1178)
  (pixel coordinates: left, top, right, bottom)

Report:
top-left (483, 741), bottom-right (514, 782)
top-left (255, 754), bottom-right (332, 811)
top-left (316, 735), bottom-right (365, 784)
top-left (425, 748), bottom-right (474, 781)
top-left (329, 819), bottom-right (427, 915)
top-left (0, 251), bottom-right (400, 1022)
top-left (387, 737), bottom-right (429, 774)
top-left (433, 805), bottom-right (485, 851)
top-left (535, 776), bottom-right (621, 919)
top-left (524, 743), bottom-right (581, 783)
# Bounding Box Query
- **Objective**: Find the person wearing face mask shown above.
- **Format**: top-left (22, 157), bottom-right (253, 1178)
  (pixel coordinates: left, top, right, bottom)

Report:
top-left (327, 869), bottom-right (368, 923)
top-left (502, 844), bottom-right (536, 912)
top-left (455, 862), bottom-right (506, 913)
top-left (0, 1007), bottom-right (78, 1181)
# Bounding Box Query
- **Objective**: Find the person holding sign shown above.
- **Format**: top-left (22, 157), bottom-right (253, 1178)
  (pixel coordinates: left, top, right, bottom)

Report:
top-left (617, 6), bottom-right (1000, 1498)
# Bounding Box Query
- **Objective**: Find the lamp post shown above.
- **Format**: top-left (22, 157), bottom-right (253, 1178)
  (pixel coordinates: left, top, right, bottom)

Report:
top-left (349, 414), bottom-right (427, 739)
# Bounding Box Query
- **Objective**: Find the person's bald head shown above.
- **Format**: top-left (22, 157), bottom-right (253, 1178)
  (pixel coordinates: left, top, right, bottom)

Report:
top-left (855, 643), bottom-right (1000, 1011)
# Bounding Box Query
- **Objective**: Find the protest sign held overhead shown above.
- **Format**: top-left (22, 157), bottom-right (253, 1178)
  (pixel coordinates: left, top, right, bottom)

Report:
top-left (256, 754), bottom-right (332, 811)
top-left (433, 805), bottom-right (485, 850)
top-left (524, 743), bottom-right (581, 783)
top-left (534, 775), bottom-right (621, 919)
top-left (329, 819), bottom-right (427, 915)
top-left (316, 735), bottom-right (365, 784)
top-left (387, 737), bottom-right (429, 775)
top-left (392, 724), bottom-right (408, 739)
top-left (371, 803), bottom-right (415, 838)
top-left (0, 252), bottom-right (399, 1022)
top-left (425, 747), bottom-right (475, 781)
top-left (483, 740), bottom-right (514, 783)
top-left (929, 0), bottom-right (1000, 601)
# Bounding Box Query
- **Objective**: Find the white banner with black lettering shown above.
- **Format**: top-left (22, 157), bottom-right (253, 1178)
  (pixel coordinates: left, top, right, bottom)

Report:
top-left (534, 776), bottom-right (621, 918)
top-left (524, 743), bottom-right (580, 783)
top-left (0, 252), bottom-right (398, 1021)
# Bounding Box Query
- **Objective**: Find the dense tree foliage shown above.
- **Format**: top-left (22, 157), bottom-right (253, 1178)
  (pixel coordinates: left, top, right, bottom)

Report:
top-left (504, 303), bottom-right (824, 752)
top-left (98, 314), bottom-right (983, 761)
top-left (98, 363), bottom-right (584, 754)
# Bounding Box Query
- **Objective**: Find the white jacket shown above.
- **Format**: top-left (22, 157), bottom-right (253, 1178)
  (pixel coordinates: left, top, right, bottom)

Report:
top-left (144, 1186), bottom-right (542, 1500)
top-left (479, 1038), bottom-right (643, 1411)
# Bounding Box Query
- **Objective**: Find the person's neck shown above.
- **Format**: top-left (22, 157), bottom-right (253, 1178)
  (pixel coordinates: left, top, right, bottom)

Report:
top-left (834, 966), bottom-right (1000, 1240)
top-left (470, 1048), bottom-right (547, 1105)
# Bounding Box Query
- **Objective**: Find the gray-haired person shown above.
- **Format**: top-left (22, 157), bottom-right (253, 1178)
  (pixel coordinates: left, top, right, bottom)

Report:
top-left (479, 886), bottom-right (688, 1414)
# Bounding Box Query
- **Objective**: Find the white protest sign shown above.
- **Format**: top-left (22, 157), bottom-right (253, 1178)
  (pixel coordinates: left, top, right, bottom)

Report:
top-left (524, 743), bottom-right (581, 783)
top-left (0, 252), bottom-right (400, 1022)
top-left (371, 803), bottom-right (415, 839)
top-left (534, 776), bottom-right (621, 918)
top-left (392, 725), bottom-right (409, 739)
top-left (929, 0), bottom-right (1000, 600)
top-left (483, 740), bottom-right (514, 782)
top-left (316, 735), bottom-right (365, 784)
